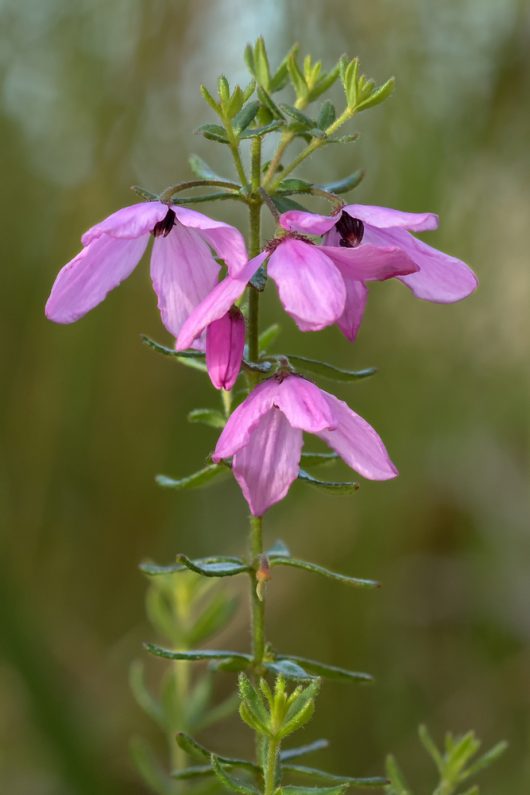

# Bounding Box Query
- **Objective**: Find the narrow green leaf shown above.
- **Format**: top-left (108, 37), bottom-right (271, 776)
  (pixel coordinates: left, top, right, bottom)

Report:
top-left (283, 354), bottom-right (377, 382)
top-left (176, 553), bottom-right (250, 578)
top-left (217, 75), bottom-right (230, 103)
top-left (141, 335), bottom-right (207, 371)
top-left (228, 85), bottom-right (244, 118)
top-left (186, 595), bottom-right (238, 647)
top-left (270, 557), bottom-right (379, 589)
top-left (280, 739), bottom-right (329, 762)
top-left (211, 755), bottom-right (260, 795)
top-left (264, 659), bottom-right (317, 682)
top-left (309, 60), bottom-right (342, 101)
top-left (458, 787), bottom-right (479, 795)
top-left (280, 104), bottom-right (315, 128)
top-left (281, 680), bottom-right (320, 736)
top-left (258, 323), bottom-right (281, 352)
top-left (300, 452), bottom-right (339, 468)
top-left (316, 100), bottom-right (336, 130)
top-left (140, 555), bottom-right (244, 577)
top-left (188, 408), bottom-right (226, 429)
top-left (145, 644), bottom-right (252, 664)
top-left (130, 736), bottom-right (174, 795)
top-left (385, 755), bottom-right (412, 795)
top-left (287, 52), bottom-right (307, 99)
top-left (462, 740), bottom-right (508, 780)
top-left (254, 36), bottom-right (271, 89)
top-left (267, 539), bottom-right (291, 558)
top-left (213, 656), bottom-right (253, 673)
top-left (356, 77), bottom-right (395, 112)
top-left (277, 655), bottom-right (373, 684)
top-left (129, 660), bottom-right (164, 727)
top-left (238, 673), bottom-right (270, 728)
top-left (156, 464), bottom-right (229, 491)
top-left (239, 120), bottom-right (284, 138)
top-left (284, 766), bottom-right (388, 789)
top-left (243, 44), bottom-right (255, 77)
top-left (298, 469), bottom-right (359, 495)
top-left (171, 765), bottom-right (214, 780)
top-left (175, 732), bottom-right (259, 771)
top-left (276, 178), bottom-right (313, 195)
top-left (270, 44), bottom-right (299, 92)
top-left (170, 191), bottom-right (242, 205)
top-left (418, 726), bottom-right (443, 774)
top-left (200, 84), bottom-right (221, 113)
top-left (282, 786), bottom-right (348, 795)
top-left (318, 171), bottom-right (364, 195)
top-left (194, 691), bottom-right (240, 732)
top-left (233, 101), bottom-right (260, 135)
top-left (131, 185), bottom-right (158, 201)
top-left (271, 196), bottom-right (308, 213)
top-left (257, 86), bottom-right (285, 120)
top-left (188, 155), bottom-right (236, 184)
top-left (195, 123), bottom-right (230, 144)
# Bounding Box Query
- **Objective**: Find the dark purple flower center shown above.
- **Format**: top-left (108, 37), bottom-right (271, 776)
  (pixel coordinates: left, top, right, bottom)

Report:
top-left (335, 212), bottom-right (364, 248)
top-left (152, 208), bottom-right (176, 237)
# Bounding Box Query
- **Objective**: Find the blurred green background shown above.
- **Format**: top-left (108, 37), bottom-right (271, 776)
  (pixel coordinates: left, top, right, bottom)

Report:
top-left (1, 0), bottom-right (529, 792)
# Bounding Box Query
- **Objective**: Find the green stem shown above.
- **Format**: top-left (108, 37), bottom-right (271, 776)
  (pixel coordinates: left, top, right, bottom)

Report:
top-left (249, 515), bottom-right (265, 668)
top-left (247, 136), bottom-right (262, 373)
top-left (264, 738), bottom-right (280, 795)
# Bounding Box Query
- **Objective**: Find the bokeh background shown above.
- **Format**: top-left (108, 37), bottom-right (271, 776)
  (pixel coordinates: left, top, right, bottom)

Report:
top-left (1, 0), bottom-right (529, 792)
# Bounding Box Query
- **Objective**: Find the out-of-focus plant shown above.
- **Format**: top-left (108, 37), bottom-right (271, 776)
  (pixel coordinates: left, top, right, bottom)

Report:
top-left (385, 725), bottom-right (507, 795)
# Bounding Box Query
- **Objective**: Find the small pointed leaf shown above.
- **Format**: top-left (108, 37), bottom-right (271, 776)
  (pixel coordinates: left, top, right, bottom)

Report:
top-left (188, 155), bottom-right (236, 184)
top-left (239, 120), bottom-right (284, 138)
top-left (418, 725), bottom-right (443, 773)
top-left (141, 335), bottom-right (207, 372)
top-left (283, 354), bottom-right (376, 382)
top-left (280, 104), bottom-right (315, 128)
top-left (283, 767), bottom-right (389, 789)
top-left (195, 124), bottom-right (230, 144)
top-left (385, 755), bottom-right (412, 795)
top-left (176, 553), bottom-right (249, 578)
top-left (129, 661), bottom-right (164, 727)
top-left (257, 86), bottom-right (285, 120)
top-left (298, 469), bottom-right (359, 494)
top-left (145, 644), bottom-right (252, 665)
top-left (316, 100), bottom-right (336, 130)
top-left (156, 464), bottom-right (229, 491)
top-left (277, 655), bottom-right (373, 684)
top-left (276, 178), bottom-right (313, 195)
top-left (270, 557), bottom-right (379, 589)
top-left (211, 755), bottom-right (260, 795)
top-left (462, 740), bottom-right (508, 780)
top-left (356, 77), bottom-right (395, 112)
top-left (233, 101), bottom-right (260, 135)
top-left (318, 171), bottom-right (364, 195)
top-left (280, 739), bottom-right (329, 762)
top-left (131, 185), bottom-right (159, 201)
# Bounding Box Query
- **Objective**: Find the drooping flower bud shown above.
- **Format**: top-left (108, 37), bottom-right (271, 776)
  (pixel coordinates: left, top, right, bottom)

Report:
top-left (205, 306), bottom-right (245, 391)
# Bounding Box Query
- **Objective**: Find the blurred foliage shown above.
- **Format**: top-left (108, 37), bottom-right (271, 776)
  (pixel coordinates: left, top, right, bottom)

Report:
top-left (0, 0), bottom-right (529, 793)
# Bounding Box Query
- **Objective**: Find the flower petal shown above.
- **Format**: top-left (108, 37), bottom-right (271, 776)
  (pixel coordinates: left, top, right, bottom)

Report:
top-left (343, 204), bottom-right (439, 232)
top-left (320, 243), bottom-right (419, 281)
top-left (268, 239), bottom-right (346, 332)
top-left (317, 392), bottom-right (398, 480)
top-left (233, 409), bottom-right (303, 516)
top-left (45, 235), bottom-right (148, 323)
top-left (336, 279), bottom-right (368, 342)
top-left (176, 252), bottom-right (267, 350)
top-left (173, 206), bottom-right (248, 275)
top-left (213, 378), bottom-right (278, 460)
top-left (274, 376), bottom-right (335, 432)
top-left (279, 210), bottom-right (338, 236)
top-left (205, 308), bottom-right (245, 391)
top-left (150, 225), bottom-right (220, 339)
top-left (81, 202), bottom-right (169, 245)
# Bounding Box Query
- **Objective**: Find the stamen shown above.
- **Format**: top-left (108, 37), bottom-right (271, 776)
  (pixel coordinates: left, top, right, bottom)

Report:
top-left (152, 208), bottom-right (176, 237)
top-left (335, 212), bottom-right (364, 248)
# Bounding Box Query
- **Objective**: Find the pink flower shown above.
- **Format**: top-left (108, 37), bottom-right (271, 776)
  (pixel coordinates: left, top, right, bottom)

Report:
top-left (206, 307), bottom-right (245, 391)
top-left (45, 202), bottom-right (247, 338)
top-left (212, 373), bottom-right (398, 516)
top-left (280, 203), bottom-right (478, 341)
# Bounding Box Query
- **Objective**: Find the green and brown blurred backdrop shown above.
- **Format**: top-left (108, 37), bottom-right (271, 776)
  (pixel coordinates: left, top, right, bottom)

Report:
top-left (1, 1), bottom-right (529, 792)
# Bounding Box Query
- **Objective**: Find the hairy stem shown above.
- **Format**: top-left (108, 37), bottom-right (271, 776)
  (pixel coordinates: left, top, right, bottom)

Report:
top-left (263, 738), bottom-right (280, 795)
top-left (249, 515), bottom-right (265, 668)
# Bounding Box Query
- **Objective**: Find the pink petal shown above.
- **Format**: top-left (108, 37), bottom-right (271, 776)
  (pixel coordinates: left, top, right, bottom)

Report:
top-left (268, 239), bottom-right (346, 332)
top-left (274, 376), bottom-right (335, 432)
top-left (336, 279), bottom-right (368, 342)
top-left (233, 409), bottom-right (303, 516)
top-left (343, 204), bottom-right (439, 232)
top-left (320, 243), bottom-right (419, 281)
top-left (45, 234), bottom-right (148, 323)
top-left (150, 224), bottom-right (220, 339)
top-left (279, 210), bottom-right (339, 236)
top-left (205, 308), bottom-right (245, 391)
top-left (213, 378), bottom-right (278, 460)
top-left (317, 392), bottom-right (398, 480)
top-left (173, 206), bottom-right (248, 275)
top-left (176, 252), bottom-right (267, 350)
top-left (81, 202), bottom-right (169, 245)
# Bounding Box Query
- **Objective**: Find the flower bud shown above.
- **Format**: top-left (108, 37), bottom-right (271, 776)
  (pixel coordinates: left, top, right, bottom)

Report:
top-left (205, 306), bottom-right (245, 391)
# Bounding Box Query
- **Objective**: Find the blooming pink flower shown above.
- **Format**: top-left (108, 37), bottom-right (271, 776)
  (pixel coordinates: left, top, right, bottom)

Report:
top-left (206, 306), bottom-right (245, 390)
top-left (280, 204), bottom-right (478, 340)
top-left (212, 373), bottom-right (398, 516)
top-left (45, 202), bottom-right (247, 338)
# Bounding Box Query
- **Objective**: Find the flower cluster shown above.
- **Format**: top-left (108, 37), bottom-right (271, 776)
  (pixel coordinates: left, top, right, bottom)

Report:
top-left (46, 197), bottom-right (476, 515)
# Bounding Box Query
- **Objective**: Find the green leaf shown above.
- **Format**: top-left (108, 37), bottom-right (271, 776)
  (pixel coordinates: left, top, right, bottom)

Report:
top-left (277, 655), bottom-right (373, 684)
top-left (267, 539), bottom-right (291, 558)
top-left (356, 77), bottom-right (395, 112)
top-left (258, 323), bottom-right (281, 353)
top-left (129, 660), bottom-right (164, 727)
top-left (309, 60), bottom-right (342, 101)
top-left (418, 725), bottom-right (443, 773)
top-left (239, 119), bottom-right (284, 138)
top-left (233, 101), bottom-right (260, 135)
top-left (130, 736), bottom-right (174, 795)
top-left (131, 185), bottom-right (159, 201)
top-left (318, 171), bottom-right (364, 195)
top-left (200, 84), bottom-right (221, 113)
top-left (264, 659), bottom-right (317, 682)
top-left (156, 464), bottom-right (229, 491)
top-left (194, 691), bottom-right (240, 732)
top-left (217, 75), bottom-right (231, 103)
top-left (270, 44), bottom-right (299, 92)
top-left (171, 765), bottom-right (214, 780)
top-left (254, 36), bottom-right (271, 89)
top-left (187, 595), bottom-right (238, 646)
top-left (287, 52), bottom-right (307, 99)
top-left (300, 452), bottom-right (339, 468)
top-left (385, 755), bottom-right (412, 795)
top-left (238, 673), bottom-right (270, 733)
top-left (141, 335), bottom-right (207, 371)
top-left (284, 766), bottom-right (388, 789)
top-left (176, 553), bottom-right (250, 578)
top-left (195, 123), bottom-right (230, 144)
top-left (213, 656), bottom-right (253, 673)
top-left (283, 354), bottom-right (377, 382)
top-left (271, 196), bottom-right (308, 213)
top-left (188, 154), bottom-right (236, 183)
top-left (462, 740), bottom-right (508, 780)
top-left (280, 739), bottom-right (329, 762)
top-left (170, 190), bottom-right (242, 205)
top-left (270, 557), bottom-right (379, 589)
top-left (188, 408), bottom-right (226, 429)
top-left (257, 86), bottom-right (285, 120)
top-left (316, 100), bottom-right (336, 130)
top-left (139, 555), bottom-right (245, 577)
top-left (298, 469), bottom-right (359, 495)
top-left (276, 178), bottom-right (313, 195)
top-left (280, 680), bottom-right (320, 738)
top-left (211, 755), bottom-right (260, 795)
top-left (280, 104), bottom-right (315, 128)
top-left (458, 787), bottom-right (479, 795)
top-left (282, 786), bottom-right (348, 795)
top-left (145, 644), bottom-right (252, 665)
top-left (176, 732), bottom-right (259, 771)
